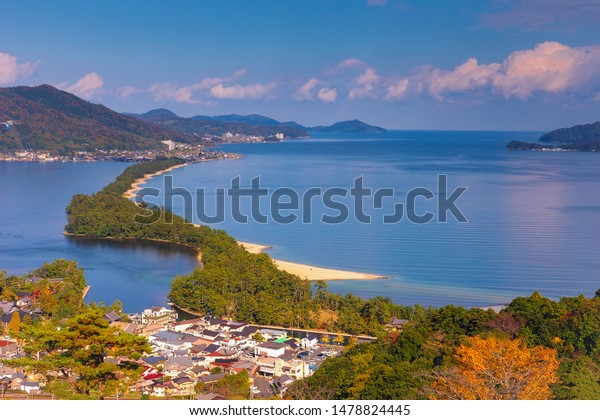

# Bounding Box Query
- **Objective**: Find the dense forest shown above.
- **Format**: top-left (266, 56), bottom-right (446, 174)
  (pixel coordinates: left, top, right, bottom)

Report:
top-left (288, 291), bottom-right (600, 400)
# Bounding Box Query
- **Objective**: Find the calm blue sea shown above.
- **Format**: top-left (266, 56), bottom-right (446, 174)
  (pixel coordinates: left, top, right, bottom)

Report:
top-left (2, 131), bottom-right (600, 310)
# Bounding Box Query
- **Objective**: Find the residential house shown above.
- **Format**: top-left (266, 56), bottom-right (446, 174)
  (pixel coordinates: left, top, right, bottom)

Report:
top-left (256, 356), bottom-right (277, 376)
top-left (198, 329), bottom-right (221, 342)
top-left (195, 392), bottom-right (226, 400)
top-left (0, 340), bottom-right (19, 358)
top-left (386, 317), bottom-right (409, 331)
top-left (140, 355), bottom-right (167, 368)
top-left (163, 356), bottom-right (194, 376)
top-left (301, 334), bottom-right (319, 350)
top-left (169, 376), bottom-right (196, 396)
top-left (170, 318), bottom-right (203, 332)
top-left (200, 372), bottom-right (225, 385)
top-left (15, 296), bottom-right (31, 309)
top-left (141, 306), bottom-right (177, 325)
top-left (218, 320), bottom-right (247, 332)
top-left (255, 340), bottom-right (289, 358)
top-left (103, 311), bottom-right (121, 323)
top-left (259, 328), bottom-right (287, 340)
top-left (0, 301), bottom-right (15, 315)
top-left (228, 360), bottom-right (259, 377)
top-left (150, 331), bottom-right (195, 354)
top-left (272, 374), bottom-right (295, 397)
top-left (20, 381), bottom-right (41, 394)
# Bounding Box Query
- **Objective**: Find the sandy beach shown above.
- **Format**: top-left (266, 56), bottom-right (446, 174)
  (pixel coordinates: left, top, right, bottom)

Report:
top-left (122, 163), bottom-right (188, 200)
top-left (122, 165), bottom-right (386, 282)
top-left (237, 241), bottom-right (385, 281)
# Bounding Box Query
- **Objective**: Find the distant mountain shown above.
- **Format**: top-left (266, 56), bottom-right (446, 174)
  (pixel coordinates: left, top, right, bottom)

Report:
top-left (130, 110), bottom-right (308, 138)
top-left (506, 121), bottom-right (600, 152)
top-left (539, 121), bottom-right (600, 144)
top-left (309, 119), bottom-right (387, 134)
top-left (0, 85), bottom-right (197, 151)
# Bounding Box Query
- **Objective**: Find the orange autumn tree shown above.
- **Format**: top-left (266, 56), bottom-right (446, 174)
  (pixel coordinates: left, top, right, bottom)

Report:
top-left (431, 336), bottom-right (559, 400)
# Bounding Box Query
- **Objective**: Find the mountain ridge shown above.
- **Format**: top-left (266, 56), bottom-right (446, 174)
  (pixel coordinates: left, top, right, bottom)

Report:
top-left (131, 109), bottom-right (387, 136)
top-left (0, 85), bottom-right (197, 151)
top-left (506, 121), bottom-right (600, 152)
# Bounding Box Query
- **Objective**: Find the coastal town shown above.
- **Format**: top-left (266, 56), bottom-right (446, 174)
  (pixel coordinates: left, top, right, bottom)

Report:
top-left (0, 140), bottom-right (230, 163)
top-left (0, 284), bottom-right (389, 400)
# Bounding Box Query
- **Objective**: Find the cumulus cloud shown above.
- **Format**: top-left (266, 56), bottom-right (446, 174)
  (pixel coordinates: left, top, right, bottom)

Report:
top-left (348, 68), bottom-right (380, 99)
top-left (148, 69), bottom-right (247, 104)
top-left (427, 58), bottom-right (501, 100)
top-left (293, 78), bottom-right (320, 101)
top-left (385, 79), bottom-right (409, 100)
top-left (317, 87), bottom-right (337, 102)
top-left (65, 72), bottom-right (104, 99)
top-left (293, 78), bottom-right (337, 102)
top-left (116, 85), bottom-right (141, 99)
top-left (492, 42), bottom-right (594, 99)
top-left (0, 52), bottom-right (39, 85)
top-left (210, 81), bottom-right (278, 100)
top-left (326, 58), bottom-right (368, 76)
top-left (387, 41), bottom-right (600, 102)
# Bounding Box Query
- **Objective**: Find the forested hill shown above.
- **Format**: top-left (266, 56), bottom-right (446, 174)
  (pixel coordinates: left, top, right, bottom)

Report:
top-left (128, 109), bottom-right (308, 139)
top-left (507, 121), bottom-right (600, 151)
top-left (0, 85), bottom-right (198, 151)
top-left (128, 109), bottom-right (387, 138)
top-left (539, 121), bottom-right (600, 144)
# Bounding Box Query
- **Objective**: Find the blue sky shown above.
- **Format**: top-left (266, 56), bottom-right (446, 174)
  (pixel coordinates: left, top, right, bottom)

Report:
top-left (1, 0), bottom-right (600, 129)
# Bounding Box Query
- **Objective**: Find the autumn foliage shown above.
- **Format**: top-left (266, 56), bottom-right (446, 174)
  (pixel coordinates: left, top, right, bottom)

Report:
top-left (431, 336), bottom-right (559, 400)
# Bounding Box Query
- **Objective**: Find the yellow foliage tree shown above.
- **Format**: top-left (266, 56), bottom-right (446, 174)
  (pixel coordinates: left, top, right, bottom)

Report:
top-left (8, 311), bottom-right (21, 334)
top-left (431, 336), bottom-right (559, 400)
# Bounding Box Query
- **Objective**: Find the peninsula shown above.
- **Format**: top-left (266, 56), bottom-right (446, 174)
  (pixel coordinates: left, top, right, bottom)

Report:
top-left (507, 120), bottom-right (600, 152)
top-left (119, 160), bottom-right (385, 281)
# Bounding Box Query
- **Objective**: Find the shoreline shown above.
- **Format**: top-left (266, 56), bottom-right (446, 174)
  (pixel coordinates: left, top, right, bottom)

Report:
top-left (237, 241), bottom-right (386, 281)
top-left (122, 163), bottom-right (189, 199)
top-left (119, 162), bottom-right (387, 282)
top-left (64, 232), bottom-right (203, 264)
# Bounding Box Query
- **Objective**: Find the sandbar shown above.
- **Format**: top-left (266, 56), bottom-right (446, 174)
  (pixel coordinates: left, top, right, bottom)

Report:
top-left (237, 241), bottom-right (385, 281)
top-left (123, 165), bottom-right (386, 282)
top-left (122, 163), bottom-right (188, 199)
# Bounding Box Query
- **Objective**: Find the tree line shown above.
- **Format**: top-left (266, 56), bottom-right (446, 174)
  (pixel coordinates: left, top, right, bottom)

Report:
top-left (288, 291), bottom-right (600, 400)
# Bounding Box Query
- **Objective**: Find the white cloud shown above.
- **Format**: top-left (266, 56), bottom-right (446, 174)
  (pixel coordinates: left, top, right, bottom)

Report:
top-left (229, 68), bottom-right (247, 80)
top-left (148, 69), bottom-right (253, 103)
top-left (116, 86), bottom-right (141, 99)
top-left (385, 79), bottom-right (409, 100)
top-left (317, 87), bottom-right (337, 102)
top-left (427, 58), bottom-right (501, 100)
top-left (293, 78), bottom-right (320, 101)
top-left (399, 41), bottom-right (600, 101)
top-left (65, 72), bottom-right (104, 99)
top-left (348, 68), bottom-right (380, 99)
top-left (210, 81), bottom-right (278, 100)
top-left (492, 41), bottom-right (594, 99)
top-left (326, 58), bottom-right (368, 76)
top-left (0, 52), bottom-right (39, 85)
